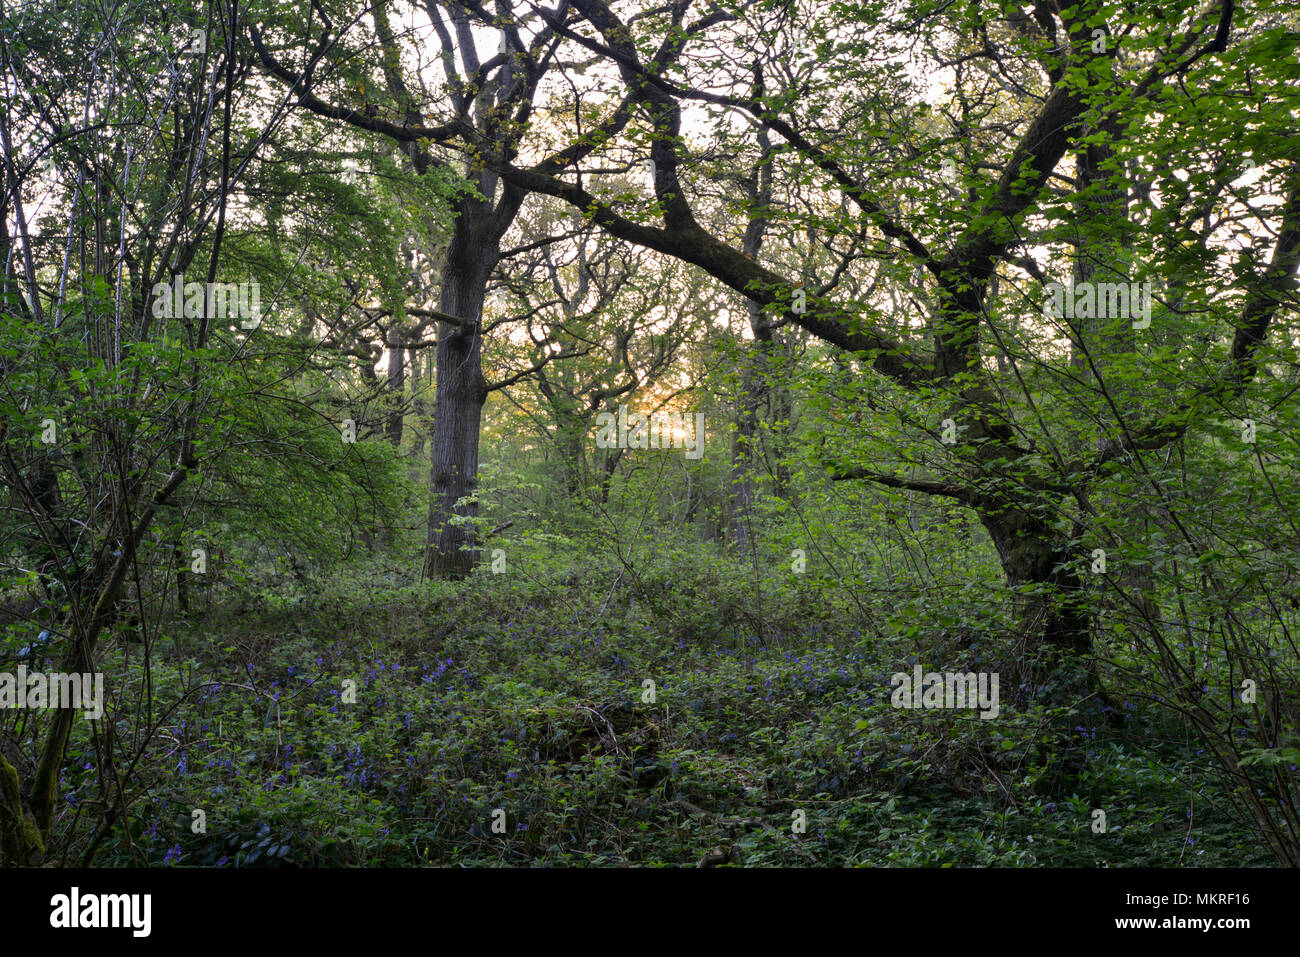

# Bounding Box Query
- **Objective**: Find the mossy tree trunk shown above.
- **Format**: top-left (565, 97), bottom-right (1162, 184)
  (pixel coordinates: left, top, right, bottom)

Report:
top-left (0, 752), bottom-right (44, 865)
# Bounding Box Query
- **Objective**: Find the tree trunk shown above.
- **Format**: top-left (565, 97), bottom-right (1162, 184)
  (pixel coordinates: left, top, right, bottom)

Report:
top-left (0, 751), bottom-right (43, 864)
top-left (728, 303), bottom-right (765, 553)
top-left (420, 216), bottom-right (494, 579)
top-left (597, 445), bottom-right (623, 505)
top-left (728, 132), bottom-right (775, 551)
top-left (384, 321), bottom-right (405, 447)
top-left (977, 502), bottom-right (1092, 666)
top-left (409, 348), bottom-right (427, 460)
top-left (555, 413), bottom-right (589, 497)
top-left (174, 535), bottom-right (188, 614)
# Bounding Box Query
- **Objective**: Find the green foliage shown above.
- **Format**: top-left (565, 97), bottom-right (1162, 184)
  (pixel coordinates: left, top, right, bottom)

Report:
top-left (32, 545), bottom-right (1266, 868)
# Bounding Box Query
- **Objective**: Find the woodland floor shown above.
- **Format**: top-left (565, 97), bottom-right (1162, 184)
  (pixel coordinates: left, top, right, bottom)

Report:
top-left (41, 557), bottom-right (1270, 868)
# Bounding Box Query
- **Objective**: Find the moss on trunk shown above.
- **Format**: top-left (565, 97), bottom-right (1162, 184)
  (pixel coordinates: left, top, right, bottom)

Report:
top-left (0, 751), bottom-right (44, 865)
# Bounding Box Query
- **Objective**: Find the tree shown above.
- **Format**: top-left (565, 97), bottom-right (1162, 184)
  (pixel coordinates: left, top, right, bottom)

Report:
top-left (476, 0), bottom-right (1299, 685)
